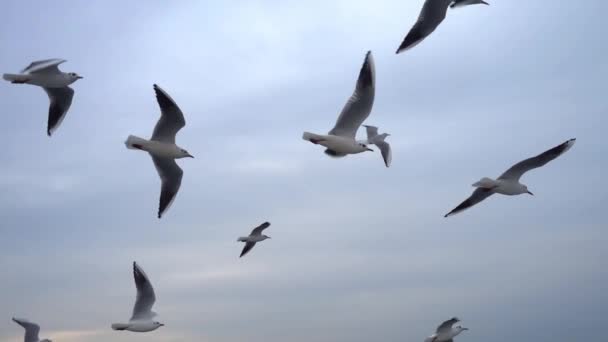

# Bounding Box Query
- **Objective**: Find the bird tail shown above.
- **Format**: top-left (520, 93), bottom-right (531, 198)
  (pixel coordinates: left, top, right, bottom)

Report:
top-left (237, 237), bottom-right (248, 242)
top-left (125, 135), bottom-right (148, 150)
top-left (472, 177), bottom-right (497, 189)
top-left (111, 323), bottom-right (129, 331)
top-left (302, 132), bottom-right (324, 143)
top-left (2, 73), bottom-right (29, 83)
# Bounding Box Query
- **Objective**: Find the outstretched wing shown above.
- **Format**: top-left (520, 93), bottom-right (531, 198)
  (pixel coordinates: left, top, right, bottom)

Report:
top-left (498, 139), bottom-right (576, 181)
top-left (43, 86), bottom-right (74, 136)
top-left (151, 84), bottom-right (186, 143)
top-left (240, 242), bottom-right (257, 258)
top-left (328, 51), bottom-right (375, 138)
top-left (396, 0), bottom-right (450, 54)
top-left (436, 317), bottom-right (460, 333)
top-left (130, 262), bottom-right (157, 321)
top-left (22, 59), bottom-right (66, 74)
top-left (376, 140), bottom-right (392, 168)
top-left (250, 221), bottom-right (271, 236)
top-left (444, 188), bottom-right (494, 217)
top-left (12, 318), bottom-right (40, 342)
top-left (151, 156), bottom-right (183, 219)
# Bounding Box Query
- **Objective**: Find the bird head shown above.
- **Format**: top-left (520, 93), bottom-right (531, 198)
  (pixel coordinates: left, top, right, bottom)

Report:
top-left (455, 326), bottom-right (469, 334)
top-left (179, 148), bottom-right (194, 158)
top-left (154, 321), bottom-right (165, 328)
top-left (263, 234), bottom-right (271, 240)
top-left (359, 143), bottom-right (373, 152)
top-left (522, 184), bottom-right (533, 196)
top-left (67, 72), bottom-right (83, 81)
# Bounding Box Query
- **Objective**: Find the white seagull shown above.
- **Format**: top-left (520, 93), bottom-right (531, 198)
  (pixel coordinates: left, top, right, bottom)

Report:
top-left (112, 262), bottom-right (164, 333)
top-left (125, 84), bottom-right (193, 219)
top-left (445, 138), bottom-right (576, 217)
top-left (396, 0), bottom-right (489, 54)
top-left (303, 51), bottom-right (377, 158)
top-left (424, 317), bottom-right (468, 342)
top-left (12, 318), bottom-right (51, 342)
top-left (238, 221), bottom-right (271, 258)
top-left (3, 59), bottom-right (82, 136)
top-left (361, 125), bottom-right (392, 167)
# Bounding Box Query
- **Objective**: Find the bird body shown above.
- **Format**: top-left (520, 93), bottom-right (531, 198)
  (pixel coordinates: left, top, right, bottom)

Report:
top-left (360, 125), bottom-right (392, 167)
top-left (303, 132), bottom-right (372, 155)
top-left (111, 321), bottom-right (163, 333)
top-left (126, 135), bottom-right (191, 159)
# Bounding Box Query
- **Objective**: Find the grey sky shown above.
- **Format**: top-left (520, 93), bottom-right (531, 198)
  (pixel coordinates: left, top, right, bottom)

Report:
top-left (1, 0), bottom-right (607, 341)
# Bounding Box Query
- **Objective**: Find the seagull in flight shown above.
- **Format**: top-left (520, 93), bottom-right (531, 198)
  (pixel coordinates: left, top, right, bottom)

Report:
top-left (112, 262), bottom-right (164, 333)
top-left (424, 317), bottom-right (468, 342)
top-left (303, 51), bottom-right (377, 158)
top-left (238, 221), bottom-right (271, 258)
top-left (125, 84), bottom-right (193, 218)
top-left (3, 59), bottom-right (82, 136)
top-left (445, 138), bottom-right (576, 217)
top-left (361, 125), bottom-right (392, 167)
top-left (396, 0), bottom-right (489, 54)
top-left (12, 318), bottom-right (51, 342)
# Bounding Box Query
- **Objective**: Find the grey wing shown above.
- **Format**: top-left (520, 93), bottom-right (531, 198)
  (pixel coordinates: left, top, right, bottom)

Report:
top-left (12, 318), bottom-right (40, 342)
top-left (498, 138), bottom-right (576, 181)
top-left (151, 156), bottom-right (184, 219)
top-left (328, 51), bottom-right (375, 138)
top-left (444, 187), bottom-right (494, 217)
top-left (240, 241), bottom-right (256, 258)
top-left (22, 59), bottom-right (66, 74)
top-left (363, 125), bottom-right (379, 140)
top-left (150, 84), bottom-right (186, 143)
top-left (436, 317), bottom-right (460, 333)
top-left (250, 221), bottom-right (271, 235)
top-left (130, 262), bottom-right (157, 321)
top-left (396, 0), bottom-right (450, 54)
top-left (376, 140), bottom-right (392, 168)
top-left (43, 86), bottom-right (74, 136)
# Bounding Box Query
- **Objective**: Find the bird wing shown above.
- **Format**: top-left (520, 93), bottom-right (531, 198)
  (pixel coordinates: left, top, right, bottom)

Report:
top-left (363, 125), bottom-right (379, 141)
top-left (376, 140), bottom-right (392, 168)
top-left (21, 59), bottom-right (66, 74)
top-left (250, 221), bottom-right (271, 235)
top-left (498, 139), bottom-right (576, 181)
top-left (328, 51), bottom-right (375, 138)
top-left (436, 317), bottom-right (460, 333)
top-left (240, 241), bottom-right (257, 258)
top-left (130, 262), bottom-right (157, 321)
top-left (396, 0), bottom-right (450, 53)
top-left (444, 188), bottom-right (494, 217)
top-left (151, 156), bottom-right (184, 219)
top-left (150, 84), bottom-right (186, 143)
top-left (12, 318), bottom-right (40, 342)
top-left (43, 86), bottom-right (74, 136)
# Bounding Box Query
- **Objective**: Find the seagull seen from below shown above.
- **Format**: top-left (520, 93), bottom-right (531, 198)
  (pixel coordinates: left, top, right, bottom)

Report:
top-left (238, 221), bottom-right (271, 258)
top-left (3, 59), bottom-right (82, 136)
top-left (425, 317), bottom-right (468, 342)
top-left (361, 125), bottom-right (392, 167)
top-left (303, 51), bottom-right (388, 161)
top-left (12, 318), bottom-right (51, 342)
top-left (125, 84), bottom-right (193, 219)
top-left (396, 0), bottom-right (489, 54)
top-left (445, 138), bottom-right (576, 217)
top-left (112, 262), bottom-right (164, 333)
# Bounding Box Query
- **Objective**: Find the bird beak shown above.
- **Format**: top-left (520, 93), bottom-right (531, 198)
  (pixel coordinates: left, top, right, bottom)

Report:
top-left (527, 190), bottom-right (534, 196)
top-left (463, 327), bottom-right (469, 331)
top-left (77, 76), bottom-right (83, 79)
top-left (366, 147), bottom-right (374, 152)
top-left (481, 0), bottom-right (489, 5)
top-left (268, 236), bottom-right (272, 239)
top-left (187, 153), bottom-right (194, 158)
top-left (160, 323), bottom-right (165, 327)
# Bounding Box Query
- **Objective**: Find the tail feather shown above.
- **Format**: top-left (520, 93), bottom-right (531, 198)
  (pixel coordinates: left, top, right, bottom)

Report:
top-left (302, 132), bottom-right (324, 143)
top-left (125, 135), bottom-right (148, 150)
top-left (3, 73), bottom-right (29, 83)
top-left (472, 177), bottom-right (497, 189)
top-left (112, 323), bottom-right (129, 331)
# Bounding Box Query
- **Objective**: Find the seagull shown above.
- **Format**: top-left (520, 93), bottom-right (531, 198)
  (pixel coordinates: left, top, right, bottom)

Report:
top-left (125, 84), bottom-right (193, 219)
top-left (445, 138), bottom-right (576, 217)
top-left (3, 59), bottom-right (82, 136)
top-left (361, 125), bottom-right (392, 167)
top-left (112, 262), bottom-right (164, 333)
top-left (12, 318), bottom-right (51, 342)
top-left (424, 317), bottom-right (468, 342)
top-left (302, 51), bottom-right (377, 158)
top-left (238, 221), bottom-right (271, 258)
top-left (396, 0), bottom-right (489, 54)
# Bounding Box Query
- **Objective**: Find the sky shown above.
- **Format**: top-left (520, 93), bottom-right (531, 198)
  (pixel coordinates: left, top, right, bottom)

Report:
top-left (0, 0), bottom-right (607, 341)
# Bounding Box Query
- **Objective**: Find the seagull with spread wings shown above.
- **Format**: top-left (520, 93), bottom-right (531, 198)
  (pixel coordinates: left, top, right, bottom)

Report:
top-left (238, 221), bottom-right (272, 258)
top-left (125, 84), bottom-right (194, 218)
top-left (112, 262), bottom-right (164, 332)
top-left (3, 59), bottom-right (82, 136)
top-left (424, 317), bottom-right (468, 342)
top-left (12, 318), bottom-right (51, 342)
top-left (361, 125), bottom-right (392, 167)
top-left (445, 138), bottom-right (576, 217)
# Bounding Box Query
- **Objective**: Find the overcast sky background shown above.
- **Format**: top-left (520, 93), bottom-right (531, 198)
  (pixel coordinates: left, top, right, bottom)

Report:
top-left (1, 1), bottom-right (607, 341)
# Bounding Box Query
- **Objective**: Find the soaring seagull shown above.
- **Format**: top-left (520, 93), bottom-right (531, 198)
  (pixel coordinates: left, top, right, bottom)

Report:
top-left (424, 317), bottom-right (469, 342)
top-left (112, 262), bottom-right (164, 333)
top-left (361, 125), bottom-right (392, 167)
top-left (302, 51), bottom-right (377, 158)
top-left (12, 318), bottom-right (51, 342)
top-left (445, 138), bottom-right (576, 217)
top-left (125, 84), bottom-right (193, 218)
top-left (238, 221), bottom-right (272, 258)
top-left (396, 0), bottom-right (489, 54)
top-left (3, 59), bottom-right (82, 136)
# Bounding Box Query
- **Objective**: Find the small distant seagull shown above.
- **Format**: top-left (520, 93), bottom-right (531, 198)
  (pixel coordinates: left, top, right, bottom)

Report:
top-left (125, 84), bottom-right (193, 219)
top-left (3, 59), bottom-right (82, 136)
top-left (112, 262), bottom-right (164, 333)
top-left (12, 318), bottom-right (51, 342)
top-left (396, 0), bottom-right (489, 54)
top-left (424, 317), bottom-right (469, 342)
top-left (445, 138), bottom-right (576, 217)
top-left (361, 125), bottom-right (392, 167)
top-left (303, 51), bottom-right (378, 158)
top-left (238, 221), bottom-right (271, 258)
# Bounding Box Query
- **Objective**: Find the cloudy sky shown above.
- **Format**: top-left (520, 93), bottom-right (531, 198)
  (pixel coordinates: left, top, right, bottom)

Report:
top-left (1, 0), bottom-right (606, 341)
